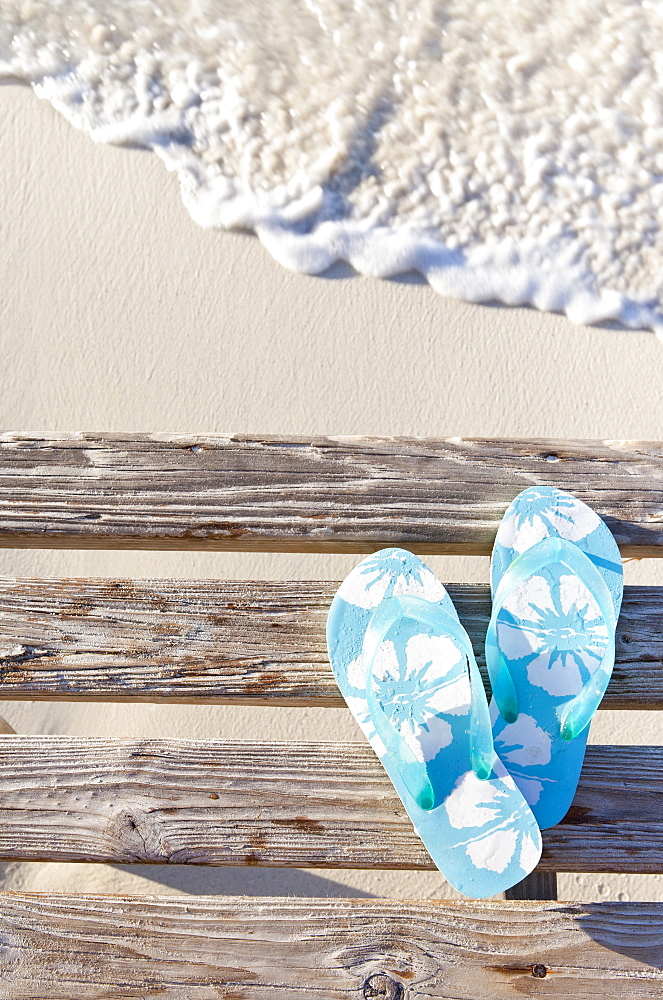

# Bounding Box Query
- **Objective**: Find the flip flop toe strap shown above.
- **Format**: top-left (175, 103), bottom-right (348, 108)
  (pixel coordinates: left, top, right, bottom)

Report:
top-left (362, 594), bottom-right (494, 811)
top-left (486, 536), bottom-right (617, 740)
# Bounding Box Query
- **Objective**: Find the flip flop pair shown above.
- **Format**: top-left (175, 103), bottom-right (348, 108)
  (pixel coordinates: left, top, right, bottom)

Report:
top-left (326, 487), bottom-right (622, 898)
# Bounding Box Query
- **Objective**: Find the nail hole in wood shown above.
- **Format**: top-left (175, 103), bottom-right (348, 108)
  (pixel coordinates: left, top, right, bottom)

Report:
top-left (532, 964), bottom-right (548, 979)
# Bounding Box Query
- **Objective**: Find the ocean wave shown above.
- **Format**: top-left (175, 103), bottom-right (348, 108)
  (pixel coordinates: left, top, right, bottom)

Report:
top-left (3, 0), bottom-right (663, 335)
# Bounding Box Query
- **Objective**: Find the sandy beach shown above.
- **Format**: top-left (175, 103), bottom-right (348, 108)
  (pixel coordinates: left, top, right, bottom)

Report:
top-left (1, 82), bottom-right (663, 901)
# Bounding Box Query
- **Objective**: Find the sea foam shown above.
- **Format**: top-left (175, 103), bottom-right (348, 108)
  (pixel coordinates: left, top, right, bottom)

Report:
top-left (2, 0), bottom-right (663, 334)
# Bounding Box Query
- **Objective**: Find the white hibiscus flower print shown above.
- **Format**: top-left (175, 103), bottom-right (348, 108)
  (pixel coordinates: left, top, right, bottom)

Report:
top-left (466, 827), bottom-right (519, 874)
top-left (370, 631), bottom-right (470, 764)
top-left (445, 769), bottom-right (541, 874)
top-left (497, 574), bottom-right (608, 697)
top-left (345, 695), bottom-right (387, 758)
top-left (336, 550), bottom-right (446, 609)
top-left (496, 489), bottom-right (601, 555)
top-left (346, 652), bottom-right (367, 690)
top-left (493, 715), bottom-right (552, 805)
top-left (445, 770), bottom-right (512, 829)
top-left (519, 832), bottom-right (541, 872)
top-left (399, 715), bottom-right (453, 764)
top-left (515, 776), bottom-right (545, 805)
top-left (494, 714), bottom-right (552, 768)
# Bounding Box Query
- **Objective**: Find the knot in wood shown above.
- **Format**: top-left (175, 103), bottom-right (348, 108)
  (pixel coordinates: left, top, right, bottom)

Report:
top-left (363, 973), bottom-right (404, 999)
top-left (111, 810), bottom-right (156, 861)
top-left (532, 964), bottom-right (548, 979)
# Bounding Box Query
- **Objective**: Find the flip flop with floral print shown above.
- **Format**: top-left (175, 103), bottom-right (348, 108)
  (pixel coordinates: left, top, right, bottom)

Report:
top-left (487, 486), bottom-right (623, 830)
top-left (327, 547), bottom-right (542, 899)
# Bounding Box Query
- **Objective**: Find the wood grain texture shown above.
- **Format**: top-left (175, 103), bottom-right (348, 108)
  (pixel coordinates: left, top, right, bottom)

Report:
top-left (1, 737), bottom-right (661, 873)
top-left (2, 892), bottom-right (663, 999)
top-left (1, 433), bottom-right (663, 553)
top-left (0, 577), bottom-right (660, 709)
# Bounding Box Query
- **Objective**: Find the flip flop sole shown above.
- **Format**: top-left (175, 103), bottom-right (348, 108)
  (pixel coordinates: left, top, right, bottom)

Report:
top-left (490, 487), bottom-right (623, 829)
top-left (327, 547), bottom-right (542, 899)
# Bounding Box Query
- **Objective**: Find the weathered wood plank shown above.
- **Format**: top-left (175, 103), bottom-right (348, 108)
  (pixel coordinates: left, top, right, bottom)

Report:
top-left (2, 893), bottom-right (663, 999)
top-left (0, 738), bottom-right (660, 873)
top-left (0, 434), bottom-right (663, 553)
top-left (0, 578), bottom-right (660, 709)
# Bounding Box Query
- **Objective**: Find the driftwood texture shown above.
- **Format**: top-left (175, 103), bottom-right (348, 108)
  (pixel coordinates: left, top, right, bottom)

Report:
top-left (2, 893), bottom-right (663, 999)
top-left (1, 737), bottom-right (661, 873)
top-left (0, 433), bottom-right (663, 553)
top-left (0, 578), bottom-right (661, 708)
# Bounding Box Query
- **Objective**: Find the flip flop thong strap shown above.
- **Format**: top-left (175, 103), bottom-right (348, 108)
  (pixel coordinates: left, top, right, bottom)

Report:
top-left (362, 594), bottom-right (494, 811)
top-left (486, 536), bottom-right (618, 740)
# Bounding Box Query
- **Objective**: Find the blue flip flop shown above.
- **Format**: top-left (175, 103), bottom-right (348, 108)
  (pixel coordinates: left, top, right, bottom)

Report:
top-left (487, 486), bottom-right (623, 830)
top-left (327, 547), bottom-right (542, 899)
